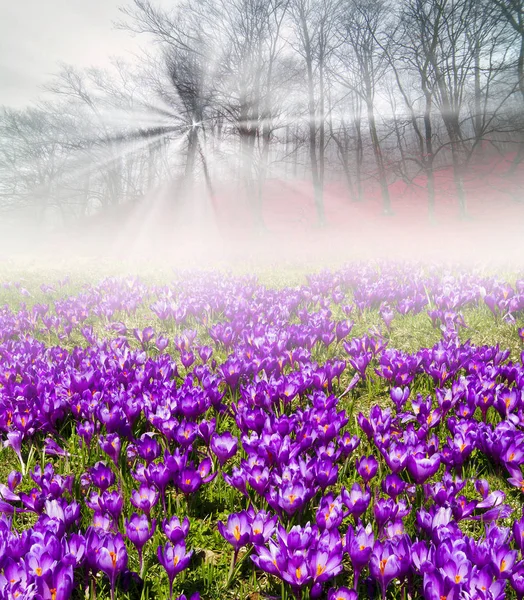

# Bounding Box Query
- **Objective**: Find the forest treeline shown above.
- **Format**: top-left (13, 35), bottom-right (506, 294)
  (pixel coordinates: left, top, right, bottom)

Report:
top-left (0, 0), bottom-right (523, 226)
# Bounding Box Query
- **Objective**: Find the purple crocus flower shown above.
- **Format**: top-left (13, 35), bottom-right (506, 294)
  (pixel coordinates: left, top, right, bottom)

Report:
top-left (156, 335), bottom-right (170, 352)
top-left (341, 483), bottom-right (371, 520)
top-left (90, 462), bottom-right (116, 492)
top-left (6, 431), bottom-right (24, 473)
top-left (423, 570), bottom-right (458, 600)
top-left (346, 523), bottom-right (374, 588)
top-left (278, 482), bottom-right (307, 515)
top-left (148, 462), bottom-right (171, 511)
top-left (491, 545), bottom-right (518, 578)
top-left (163, 516), bottom-right (190, 544)
top-left (406, 452), bottom-right (441, 484)
top-left (339, 433), bottom-right (360, 457)
top-left (316, 494), bottom-right (344, 531)
top-left (77, 421), bottom-right (95, 447)
top-left (218, 511), bottom-right (251, 551)
top-left (356, 456), bottom-right (378, 483)
top-left (328, 588), bottom-right (358, 600)
top-left (97, 533), bottom-right (128, 600)
top-left (198, 419), bottom-right (216, 445)
top-left (157, 541), bottom-right (193, 600)
top-left (369, 541), bottom-right (402, 600)
top-left (198, 346), bottom-right (213, 363)
top-left (126, 513), bottom-right (156, 574)
top-left (511, 566), bottom-right (524, 600)
top-left (7, 470), bottom-right (22, 492)
top-left (390, 386), bottom-right (410, 410)
top-left (99, 434), bottom-right (121, 467)
top-left (33, 563), bottom-right (73, 600)
top-left (382, 474), bottom-right (407, 499)
top-left (249, 510), bottom-right (278, 545)
top-left (130, 485), bottom-right (159, 515)
top-left (176, 468), bottom-right (203, 495)
top-left (136, 433), bottom-right (161, 464)
top-left (210, 432), bottom-right (238, 466)
top-left (133, 326), bottom-right (155, 349)
top-left (439, 553), bottom-right (470, 586)
top-left (26, 550), bottom-right (57, 580)
top-left (310, 545), bottom-right (343, 583)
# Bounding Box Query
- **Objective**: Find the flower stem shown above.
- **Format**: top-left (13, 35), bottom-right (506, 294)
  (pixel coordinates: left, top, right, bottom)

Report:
top-left (226, 548), bottom-right (239, 588)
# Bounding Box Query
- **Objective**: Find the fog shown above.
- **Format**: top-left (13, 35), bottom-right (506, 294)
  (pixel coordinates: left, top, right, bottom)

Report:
top-left (1, 0), bottom-right (524, 270)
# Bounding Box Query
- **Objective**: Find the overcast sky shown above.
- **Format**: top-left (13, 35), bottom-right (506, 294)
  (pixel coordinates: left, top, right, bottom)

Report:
top-left (0, 0), bottom-right (151, 108)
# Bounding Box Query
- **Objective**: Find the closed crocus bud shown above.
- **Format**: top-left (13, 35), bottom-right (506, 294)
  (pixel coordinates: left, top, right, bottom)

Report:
top-left (148, 462), bottom-right (171, 496)
top-left (99, 490), bottom-right (124, 522)
top-left (7, 470), bottom-right (22, 492)
top-left (475, 479), bottom-right (490, 499)
top-left (156, 335), bottom-right (169, 352)
top-left (126, 513), bottom-right (156, 574)
top-left (198, 346), bottom-right (213, 363)
top-left (198, 419), bottom-right (216, 445)
top-left (374, 498), bottom-right (398, 533)
top-left (99, 434), bottom-right (121, 466)
top-left (126, 513), bottom-right (156, 551)
top-left (342, 483), bottom-right (370, 519)
top-left (411, 540), bottom-right (433, 574)
top-left (390, 387), bottom-right (410, 411)
top-left (513, 516), bottom-right (524, 552)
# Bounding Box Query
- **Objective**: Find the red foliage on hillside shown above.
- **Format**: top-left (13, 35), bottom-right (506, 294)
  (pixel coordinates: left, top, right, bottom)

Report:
top-left (76, 152), bottom-right (524, 264)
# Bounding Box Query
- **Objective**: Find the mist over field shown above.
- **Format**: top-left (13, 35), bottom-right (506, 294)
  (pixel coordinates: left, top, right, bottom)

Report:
top-left (1, 0), bottom-right (524, 268)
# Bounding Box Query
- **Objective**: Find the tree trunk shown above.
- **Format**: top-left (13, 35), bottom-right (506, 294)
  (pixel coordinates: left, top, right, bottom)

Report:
top-left (301, 11), bottom-right (325, 227)
top-left (185, 126), bottom-right (199, 181)
top-left (423, 92), bottom-right (436, 220)
top-left (508, 31), bottom-right (524, 174)
top-left (474, 38), bottom-right (484, 159)
top-left (354, 110), bottom-right (364, 203)
top-left (366, 98), bottom-right (392, 214)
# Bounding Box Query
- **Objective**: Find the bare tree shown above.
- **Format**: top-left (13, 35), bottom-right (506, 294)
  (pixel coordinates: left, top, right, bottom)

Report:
top-left (335, 0), bottom-right (394, 214)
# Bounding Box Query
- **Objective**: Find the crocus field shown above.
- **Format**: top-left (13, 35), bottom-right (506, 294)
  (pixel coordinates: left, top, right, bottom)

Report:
top-left (3, 263), bottom-right (524, 600)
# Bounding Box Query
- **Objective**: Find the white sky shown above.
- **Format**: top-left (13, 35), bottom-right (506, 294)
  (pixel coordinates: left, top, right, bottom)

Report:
top-left (0, 0), bottom-right (160, 107)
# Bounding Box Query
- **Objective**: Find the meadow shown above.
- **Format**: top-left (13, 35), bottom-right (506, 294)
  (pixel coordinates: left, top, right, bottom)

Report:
top-left (0, 261), bottom-right (523, 600)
